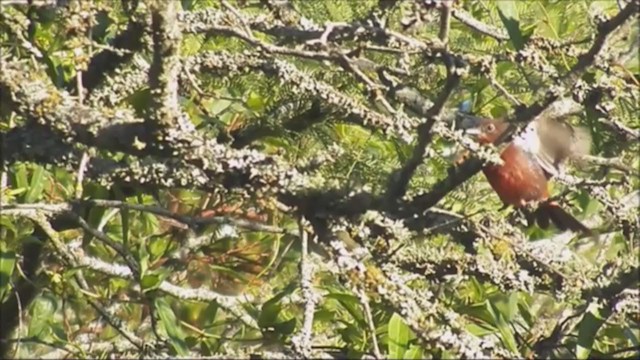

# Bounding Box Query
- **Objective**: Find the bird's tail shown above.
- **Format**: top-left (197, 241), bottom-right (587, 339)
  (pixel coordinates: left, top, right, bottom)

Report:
top-left (534, 201), bottom-right (594, 237)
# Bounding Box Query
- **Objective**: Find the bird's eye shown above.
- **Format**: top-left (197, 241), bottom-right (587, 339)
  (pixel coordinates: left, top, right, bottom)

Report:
top-left (485, 123), bottom-right (496, 132)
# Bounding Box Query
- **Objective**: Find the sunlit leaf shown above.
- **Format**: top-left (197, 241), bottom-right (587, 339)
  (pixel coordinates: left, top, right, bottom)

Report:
top-left (155, 297), bottom-right (189, 356)
top-left (486, 300), bottom-right (519, 354)
top-left (403, 345), bottom-right (423, 360)
top-left (576, 303), bottom-right (609, 359)
top-left (388, 313), bottom-right (412, 359)
top-left (497, 1), bottom-right (529, 50)
top-left (0, 246), bottom-right (16, 300)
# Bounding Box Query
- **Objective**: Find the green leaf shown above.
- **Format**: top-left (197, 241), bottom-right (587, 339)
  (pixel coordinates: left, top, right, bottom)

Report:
top-left (0, 217), bottom-right (17, 241)
top-left (41, 52), bottom-right (64, 87)
top-left (5, 188), bottom-right (27, 197)
top-left (140, 274), bottom-right (162, 292)
top-left (506, 292), bottom-right (519, 321)
top-left (185, 336), bottom-right (198, 348)
top-left (140, 211), bottom-right (159, 235)
top-left (258, 284), bottom-right (296, 328)
top-left (623, 326), bottom-right (639, 347)
top-left (182, 34), bottom-right (204, 55)
top-left (127, 88), bottom-right (153, 117)
top-left (314, 309), bottom-right (335, 323)
top-left (460, 303), bottom-right (496, 327)
top-left (518, 301), bottom-right (533, 327)
top-left (0, 247), bottom-right (16, 300)
top-left (112, 187), bottom-right (129, 248)
top-left (82, 186), bottom-right (112, 248)
top-left (576, 303), bottom-right (609, 359)
top-left (339, 322), bottom-right (364, 347)
top-left (388, 313), bottom-right (412, 359)
top-left (272, 317), bottom-right (297, 336)
top-left (28, 294), bottom-right (58, 338)
top-left (199, 301), bottom-right (219, 325)
top-left (576, 190), bottom-right (601, 218)
top-left (492, 292), bottom-right (520, 322)
top-left (138, 242), bottom-right (150, 277)
top-left (13, 164), bottom-right (29, 196)
top-left (155, 297), bottom-right (188, 356)
top-left (200, 339), bottom-right (213, 356)
top-left (246, 91), bottom-right (265, 111)
top-left (497, 1), bottom-right (527, 50)
top-left (24, 165), bottom-right (46, 203)
top-left (326, 292), bottom-right (366, 325)
top-left (466, 322), bottom-right (497, 337)
top-left (147, 237), bottom-right (169, 260)
top-left (439, 349), bottom-right (455, 359)
top-left (403, 345), bottom-right (423, 360)
top-left (469, 276), bottom-right (486, 301)
top-left (259, 299), bottom-right (282, 329)
top-left (208, 98), bottom-right (232, 116)
top-left (51, 323), bottom-right (68, 342)
top-left (486, 300), bottom-right (519, 354)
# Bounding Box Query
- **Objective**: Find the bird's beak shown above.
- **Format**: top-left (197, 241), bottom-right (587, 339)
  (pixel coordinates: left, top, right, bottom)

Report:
top-left (463, 127), bottom-right (482, 136)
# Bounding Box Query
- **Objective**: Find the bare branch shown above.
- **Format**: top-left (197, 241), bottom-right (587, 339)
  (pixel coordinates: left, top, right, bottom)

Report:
top-left (148, 0), bottom-right (182, 130)
top-left (451, 7), bottom-right (509, 41)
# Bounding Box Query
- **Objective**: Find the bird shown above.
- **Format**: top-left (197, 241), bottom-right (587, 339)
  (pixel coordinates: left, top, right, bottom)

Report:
top-left (460, 115), bottom-right (594, 236)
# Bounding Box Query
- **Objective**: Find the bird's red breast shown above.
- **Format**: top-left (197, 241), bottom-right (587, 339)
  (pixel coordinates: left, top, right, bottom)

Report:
top-left (482, 143), bottom-right (549, 207)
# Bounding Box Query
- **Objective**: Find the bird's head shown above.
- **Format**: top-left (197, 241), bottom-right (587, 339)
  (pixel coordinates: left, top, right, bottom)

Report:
top-left (460, 116), bottom-right (510, 145)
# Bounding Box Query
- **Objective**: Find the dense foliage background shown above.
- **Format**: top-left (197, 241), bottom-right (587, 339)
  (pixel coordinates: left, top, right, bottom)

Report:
top-left (1, 0), bottom-right (638, 358)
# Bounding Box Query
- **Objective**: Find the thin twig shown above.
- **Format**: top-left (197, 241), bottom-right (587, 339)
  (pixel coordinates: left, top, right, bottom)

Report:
top-left (438, 1), bottom-right (453, 45)
top-left (75, 152), bottom-right (90, 199)
top-left (221, 0), bottom-right (252, 36)
top-left (1, 201), bottom-right (287, 234)
top-left (451, 7), bottom-right (509, 41)
top-left (358, 290), bottom-right (383, 360)
top-left (580, 154), bottom-right (638, 174)
top-left (291, 218), bottom-right (317, 359)
top-left (490, 76), bottom-right (523, 106)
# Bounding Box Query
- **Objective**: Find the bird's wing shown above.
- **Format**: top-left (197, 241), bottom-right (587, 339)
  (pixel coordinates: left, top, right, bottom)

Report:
top-left (534, 147), bottom-right (562, 178)
top-left (512, 122), bottom-right (561, 178)
top-left (515, 118), bottom-right (591, 179)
